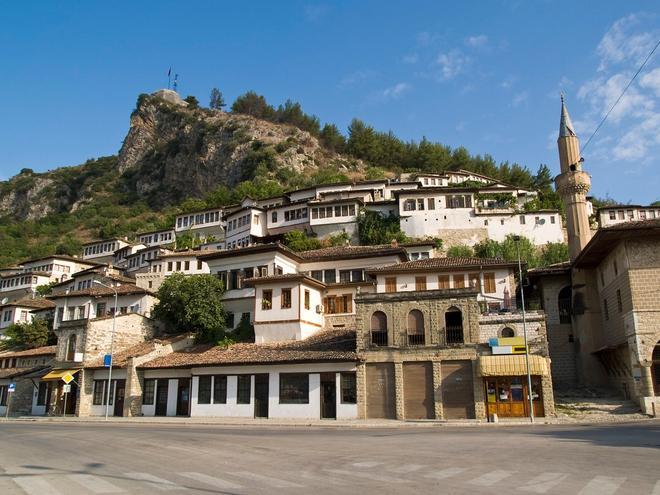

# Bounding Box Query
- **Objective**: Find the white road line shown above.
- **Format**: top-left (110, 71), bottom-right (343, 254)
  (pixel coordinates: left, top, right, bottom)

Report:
top-left (653, 480), bottom-right (660, 495)
top-left (232, 471), bottom-right (303, 488)
top-left (68, 474), bottom-right (124, 494)
top-left (391, 464), bottom-right (425, 474)
top-left (325, 468), bottom-right (407, 483)
top-left (577, 476), bottom-right (626, 495)
top-left (124, 473), bottom-right (178, 491)
top-left (178, 472), bottom-right (242, 490)
top-left (351, 461), bottom-right (383, 468)
top-left (424, 467), bottom-right (467, 480)
top-left (13, 477), bottom-right (63, 495)
top-left (518, 473), bottom-right (569, 494)
top-left (468, 470), bottom-right (514, 486)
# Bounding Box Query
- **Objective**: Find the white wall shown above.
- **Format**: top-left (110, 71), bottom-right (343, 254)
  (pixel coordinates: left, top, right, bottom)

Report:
top-left (191, 375), bottom-right (255, 417)
top-left (166, 379), bottom-right (178, 417)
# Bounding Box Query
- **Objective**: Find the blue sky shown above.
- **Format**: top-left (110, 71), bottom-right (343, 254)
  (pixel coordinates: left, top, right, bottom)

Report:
top-left (2, 1), bottom-right (659, 203)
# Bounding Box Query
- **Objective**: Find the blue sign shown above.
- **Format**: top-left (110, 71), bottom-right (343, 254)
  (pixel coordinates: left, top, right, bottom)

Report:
top-left (103, 354), bottom-right (112, 367)
top-left (8, 383), bottom-right (16, 393)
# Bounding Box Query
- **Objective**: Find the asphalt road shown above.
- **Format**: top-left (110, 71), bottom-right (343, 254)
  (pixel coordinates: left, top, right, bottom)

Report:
top-left (0, 421), bottom-right (658, 494)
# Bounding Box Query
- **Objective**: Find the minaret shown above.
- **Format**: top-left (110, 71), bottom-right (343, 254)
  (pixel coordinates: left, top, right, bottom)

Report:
top-left (555, 96), bottom-right (592, 261)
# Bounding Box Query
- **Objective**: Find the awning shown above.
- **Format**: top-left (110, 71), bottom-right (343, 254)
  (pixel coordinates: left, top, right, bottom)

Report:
top-left (479, 355), bottom-right (549, 377)
top-left (42, 369), bottom-right (80, 381)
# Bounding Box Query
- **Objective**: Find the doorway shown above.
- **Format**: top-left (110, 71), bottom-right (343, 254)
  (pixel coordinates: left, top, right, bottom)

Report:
top-left (176, 379), bottom-right (190, 416)
top-left (441, 360), bottom-right (475, 419)
top-left (113, 380), bottom-right (126, 417)
top-left (155, 380), bottom-right (169, 416)
top-left (366, 363), bottom-right (396, 419)
top-left (320, 373), bottom-right (337, 419)
top-left (254, 374), bottom-right (269, 418)
top-left (403, 362), bottom-right (434, 419)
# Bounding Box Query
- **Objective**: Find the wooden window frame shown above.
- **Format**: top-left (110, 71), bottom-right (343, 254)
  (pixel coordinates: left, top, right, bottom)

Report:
top-left (281, 288), bottom-right (292, 309)
top-left (415, 276), bottom-right (427, 291)
top-left (385, 277), bottom-right (397, 293)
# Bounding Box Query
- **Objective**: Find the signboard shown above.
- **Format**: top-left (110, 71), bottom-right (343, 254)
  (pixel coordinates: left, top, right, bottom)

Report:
top-left (63, 384), bottom-right (71, 393)
top-left (7, 383), bottom-right (16, 393)
top-left (62, 373), bottom-right (74, 384)
top-left (103, 354), bottom-right (112, 367)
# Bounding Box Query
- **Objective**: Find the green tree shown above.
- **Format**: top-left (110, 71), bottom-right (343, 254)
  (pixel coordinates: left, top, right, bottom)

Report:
top-left (357, 210), bottom-right (408, 245)
top-left (231, 91), bottom-right (275, 119)
top-left (2, 319), bottom-right (55, 350)
top-left (283, 230), bottom-right (322, 251)
top-left (209, 88), bottom-right (226, 110)
top-left (275, 99), bottom-right (320, 135)
top-left (538, 242), bottom-right (569, 266)
top-left (184, 95), bottom-right (200, 108)
top-left (446, 245), bottom-right (475, 257)
top-left (153, 273), bottom-right (226, 343)
top-left (319, 124), bottom-right (346, 153)
top-left (232, 313), bottom-right (255, 342)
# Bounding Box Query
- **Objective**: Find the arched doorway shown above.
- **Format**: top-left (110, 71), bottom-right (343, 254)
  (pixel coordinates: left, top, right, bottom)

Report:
top-left (445, 307), bottom-right (463, 344)
top-left (558, 286), bottom-right (572, 324)
top-left (370, 311), bottom-right (388, 346)
top-left (407, 310), bottom-right (425, 345)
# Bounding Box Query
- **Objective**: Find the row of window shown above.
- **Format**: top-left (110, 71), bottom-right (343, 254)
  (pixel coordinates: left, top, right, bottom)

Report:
top-left (607, 209), bottom-right (659, 221)
top-left (384, 273), bottom-right (497, 293)
top-left (2, 309), bottom-right (29, 323)
top-left (370, 308), bottom-right (465, 346)
top-left (176, 211), bottom-right (221, 229)
top-left (139, 232), bottom-right (174, 244)
top-left (310, 204), bottom-right (356, 220)
top-left (226, 236), bottom-right (251, 250)
top-left (272, 207), bottom-right (308, 223)
top-left (309, 269), bottom-right (366, 284)
top-left (226, 213), bottom-right (256, 232)
top-left (483, 215), bottom-right (556, 226)
top-left (217, 265), bottom-right (282, 291)
top-left (128, 250), bottom-right (159, 269)
top-left (21, 263), bottom-right (71, 274)
top-left (1, 275), bottom-right (40, 289)
top-left (92, 380), bottom-right (118, 406)
top-left (165, 259), bottom-right (204, 273)
top-left (84, 242), bottom-right (119, 256)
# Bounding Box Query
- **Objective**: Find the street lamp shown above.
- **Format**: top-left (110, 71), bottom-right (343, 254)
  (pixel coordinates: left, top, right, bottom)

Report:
top-left (93, 280), bottom-right (118, 421)
top-left (512, 235), bottom-right (534, 424)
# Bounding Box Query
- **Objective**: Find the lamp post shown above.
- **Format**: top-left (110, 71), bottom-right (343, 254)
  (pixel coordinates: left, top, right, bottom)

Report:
top-left (512, 235), bottom-right (534, 424)
top-left (93, 280), bottom-right (118, 421)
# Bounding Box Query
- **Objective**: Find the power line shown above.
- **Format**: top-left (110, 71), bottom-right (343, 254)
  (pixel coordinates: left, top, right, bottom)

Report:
top-left (582, 38), bottom-right (660, 153)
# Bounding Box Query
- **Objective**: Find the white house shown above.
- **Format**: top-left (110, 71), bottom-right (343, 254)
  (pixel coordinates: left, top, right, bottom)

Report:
top-left (174, 207), bottom-right (224, 243)
top-left (134, 250), bottom-right (211, 292)
top-left (223, 200), bottom-right (268, 249)
top-left (82, 239), bottom-right (131, 264)
top-left (597, 205), bottom-right (660, 227)
top-left (125, 247), bottom-right (173, 275)
top-left (0, 298), bottom-right (55, 336)
top-left (137, 229), bottom-right (176, 247)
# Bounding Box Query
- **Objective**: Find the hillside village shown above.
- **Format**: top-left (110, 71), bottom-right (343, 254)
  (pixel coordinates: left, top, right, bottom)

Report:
top-left (0, 94), bottom-right (659, 423)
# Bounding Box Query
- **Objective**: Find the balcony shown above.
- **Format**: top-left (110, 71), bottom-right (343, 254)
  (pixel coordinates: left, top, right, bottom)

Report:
top-left (446, 325), bottom-right (464, 345)
top-left (371, 331), bottom-right (388, 346)
top-left (407, 334), bottom-right (425, 346)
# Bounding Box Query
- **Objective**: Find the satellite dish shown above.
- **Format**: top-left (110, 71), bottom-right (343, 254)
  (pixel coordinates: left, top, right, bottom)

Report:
top-left (1, 298), bottom-right (8, 305)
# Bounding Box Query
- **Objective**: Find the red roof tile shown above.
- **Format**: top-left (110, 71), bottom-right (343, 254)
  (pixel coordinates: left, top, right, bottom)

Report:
top-left (368, 257), bottom-right (518, 273)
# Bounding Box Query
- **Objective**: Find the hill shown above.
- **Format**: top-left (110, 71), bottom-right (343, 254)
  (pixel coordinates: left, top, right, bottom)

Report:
top-left (0, 89), bottom-right (558, 266)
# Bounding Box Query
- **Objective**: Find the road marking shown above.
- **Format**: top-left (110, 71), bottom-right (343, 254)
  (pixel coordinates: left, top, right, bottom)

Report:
top-left (468, 470), bottom-right (514, 486)
top-left (653, 480), bottom-right (660, 495)
top-left (13, 477), bottom-right (63, 495)
top-left (232, 471), bottom-right (303, 488)
top-left (352, 461), bottom-right (383, 468)
top-left (68, 474), bottom-right (124, 493)
top-left (178, 472), bottom-right (242, 490)
top-left (124, 473), bottom-right (178, 491)
top-left (577, 476), bottom-right (626, 495)
top-left (424, 467), bottom-right (467, 480)
top-left (518, 473), bottom-right (569, 493)
top-left (325, 468), bottom-right (407, 483)
top-left (392, 464), bottom-right (425, 474)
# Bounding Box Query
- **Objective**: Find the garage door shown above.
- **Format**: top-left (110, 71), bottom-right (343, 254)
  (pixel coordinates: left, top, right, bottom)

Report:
top-left (403, 362), bottom-right (434, 420)
top-left (441, 360), bottom-right (475, 419)
top-left (366, 363), bottom-right (395, 419)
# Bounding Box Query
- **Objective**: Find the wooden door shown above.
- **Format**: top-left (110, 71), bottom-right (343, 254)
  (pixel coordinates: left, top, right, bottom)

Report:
top-left (254, 374), bottom-right (269, 418)
top-left (320, 373), bottom-right (336, 419)
top-left (155, 380), bottom-right (169, 416)
top-left (366, 363), bottom-right (395, 419)
top-left (441, 361), bottom-right (475, 419)
top-left (176, 379), bottom-right (190, 416)
top-left (403, 362), bottom-right (434, 420)
top-left (113, 380), bottom-right (126, 417)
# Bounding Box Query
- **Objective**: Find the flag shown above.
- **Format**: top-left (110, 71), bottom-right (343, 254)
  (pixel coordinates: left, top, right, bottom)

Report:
top-left (167, 67), bottom-right (171, 77)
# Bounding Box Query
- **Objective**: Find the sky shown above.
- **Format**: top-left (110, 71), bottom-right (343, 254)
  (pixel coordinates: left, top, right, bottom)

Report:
top-left (2, 1), bottom-right (659, 204)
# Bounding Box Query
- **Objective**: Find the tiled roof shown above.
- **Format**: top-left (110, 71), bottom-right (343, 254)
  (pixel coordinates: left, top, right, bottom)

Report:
top-left (368, 256), bottom-right (518, 273)
top-left (298, 245), bottom-right (408, 262)
top-left (528, 261), bottom-right (572, 277)
top-left (47, 284), bottom-right (152, 299)
top-left (0, 367), bottom-right (28, 379)
top-left (243, 273), bottom-right (326, 288)
top-left (1, 298), bottom-right (56, 310)
top-left (0, 345), bottom-right (57, 358)
top-left (156, 250), bottom-right (218, 259)
top-left (85, 335), bottom-right (192, 369)
top-left (139, 329), bottom-right (357, 369)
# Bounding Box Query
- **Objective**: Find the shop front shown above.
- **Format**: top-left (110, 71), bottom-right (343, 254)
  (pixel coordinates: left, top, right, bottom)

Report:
top-left (480, 355), bottom-right (549, 418)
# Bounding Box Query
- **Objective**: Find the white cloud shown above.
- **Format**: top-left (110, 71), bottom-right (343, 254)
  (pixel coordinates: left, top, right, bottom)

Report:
top-left (435, 50), bottom-right (469, 80)
top-left (338, 69), bottom-right (376, 89)
top-left (381, 82), bottom-right (412, 99)
top-left (639, 67), bottom-right (660, 96)
top-left (402, 53), bottom-right (419, 64)
top-left (512, 91), bottom-right (529, 107)
top-left (465, 35), bottom-right (488, 48)
top-left (596, 14), bottom-right (657, 71)
top-left (500, 75), bottom-right (517, 89)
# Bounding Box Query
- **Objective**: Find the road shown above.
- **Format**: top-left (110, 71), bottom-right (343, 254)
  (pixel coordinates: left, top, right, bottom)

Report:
top-left (0, 421), bottom-right (658, 494)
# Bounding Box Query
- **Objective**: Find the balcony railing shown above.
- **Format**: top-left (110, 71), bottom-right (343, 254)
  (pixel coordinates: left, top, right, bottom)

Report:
top-left (407, 334), bottom-right (425, 346)
top-left (371, 331), bottom-right (388, 346)
top-left (446, 325), bottom-right (464, 344)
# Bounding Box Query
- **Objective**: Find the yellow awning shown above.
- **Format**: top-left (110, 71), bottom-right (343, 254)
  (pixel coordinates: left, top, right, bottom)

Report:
top-left (479, 355), bottom-right (549, 377)
top-left (42, 369), bottom-right (80, 381)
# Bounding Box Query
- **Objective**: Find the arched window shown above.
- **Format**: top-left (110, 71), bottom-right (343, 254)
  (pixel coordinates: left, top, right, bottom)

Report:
top-left (445, 307), bottom-right (464, 344)
top-left (407, 310), bottom-right (425, 345)
top-left (66, 334), bottom-right (77, 361)
top-left (558, 286), bottom-right (572, 324)
top-left (370, 311), bottom-right (388, 346)
top-left (501, 327), bottom-right (515, 338)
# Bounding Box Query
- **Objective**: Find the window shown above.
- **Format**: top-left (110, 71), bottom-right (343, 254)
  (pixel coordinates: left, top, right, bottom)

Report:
top-left (407, 309), bottom-right (425, 345)
top-left (311, 270), bottom-right (323, 282)
top-left (351, 269), bottom-right (363, 283)
top-left (93, 381), bottom-right (105, 405)
top-left (279, 373), bottom-right (309, 404)
top-left (213, 375), bottom-right (228, 404)
top-left (469, 273), bottom-right (481, 291)
top-left (617, 210), bottom-right (624, 220)
top-left (370, 311), bottom-right (388, 346)
top-left (324, 269), bottom-right (336, 284)
top-left (428, 198), bottom-right (435, 210)
top-left (262, 290), bottom-right (273, 310)
top-left (143, 379), bottom-right (155, 405)
top-left (415, 276), bottom-right (427, 291)
top-left (226, 312), bottom-right (235, 329)
top-left (438, 275), bottom-right (450, 289)
top-left (550, 216), bottom-right (556, 224)
top-left (501, 327), bottom-right (515, 338)
top-left (520, 215), bottom-right (526, 225)
top-left (304, 290), bottom-right (310, 310)
top-left (184, 261), bottom-right (190, 271)
top-left (66, 334), bottom-right (77, 361)
top-left (445, 307), bottom-right (464, 344)
top-left (323, 294), bottom-right (353, 314)
top-left (483, 273), bottom-right (496, 293)
top-left (417, 198), bottom-right (425, 210)
top-left (176, 261), bottom-right (182, 271)
top-left (167, 261), bottom-right (173, 271)
top-left (453, 274), bottom-right (465, 289)
top-left (36, 382), bottom-right (48, 406)
top-left (272, 211), bottom-right (278, 223)
top-left (603, 299), bottom-right (609, 321)
top-left (237, 375), bottom-right (251, 404)
top-left (613, 260), bottom-right (618, 276)
top-left (77, 306), bottom-right (86, 319)
top-left (281, 288), bottom-right (292, 309)
top-left (403, 199), bottom-right (416, 211)
top-left (385, 277), bottom-right (397, 293)
top-left (340, 372), bottom-right (357, 404)
top-left (96, 302), bottom-right (107, 318)
top-left (609, 211), bottom-right (616, 220)
top-left (0, 386), bottom-right (7, 406)
top-left (198, 375), bottom-right (212, 404)
top-left (339, 270), bottom-right (351, 283)
top-left (616, 289), bottom-right (622, 313)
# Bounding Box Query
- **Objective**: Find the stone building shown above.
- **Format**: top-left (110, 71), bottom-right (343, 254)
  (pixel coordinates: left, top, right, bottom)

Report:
top-left (0, 346), bottom-right (56, 417)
